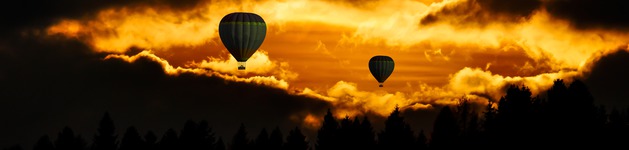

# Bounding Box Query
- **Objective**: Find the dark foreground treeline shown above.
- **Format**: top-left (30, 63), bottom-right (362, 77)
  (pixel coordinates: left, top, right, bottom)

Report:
top-left (4, 79), bottom-right (629, 150)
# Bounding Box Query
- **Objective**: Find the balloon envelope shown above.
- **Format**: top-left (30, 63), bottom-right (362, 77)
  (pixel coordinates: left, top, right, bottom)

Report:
top-left (368, 55), bottom-right (395, 87)
top-left (218, 12), bottom-right (267, 70)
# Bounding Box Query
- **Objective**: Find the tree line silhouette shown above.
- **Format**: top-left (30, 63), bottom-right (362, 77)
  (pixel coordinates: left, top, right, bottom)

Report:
top-left (4, 79), bottom-right (629, 150)
top-left (7, 114), bottom-right (309, 150)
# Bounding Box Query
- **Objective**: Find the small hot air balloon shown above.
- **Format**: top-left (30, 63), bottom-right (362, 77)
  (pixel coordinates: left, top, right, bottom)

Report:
top-left (369, 55), bottom-right (395, 87)
top-left (218, 12), bottom-right (267, 70)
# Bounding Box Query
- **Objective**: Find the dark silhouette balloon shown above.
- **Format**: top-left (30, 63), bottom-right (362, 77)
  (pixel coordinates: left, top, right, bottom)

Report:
top-left (218, 12), bottom-right (267, 70)
top-left (369, 55), bottom-right (395, 87)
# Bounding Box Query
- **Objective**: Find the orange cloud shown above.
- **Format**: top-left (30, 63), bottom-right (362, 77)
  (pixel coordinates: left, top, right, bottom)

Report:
top-left (47, 6), bottom-right (220, 52)
top-left (302, 113), bottom-right (322, 130)
top-left (447, 67), bottom-right (581, 101)
top-left (424, 49), bottom-right (452, 62)
top-left (187, 50), bottom-right (298, 81)
top-left (47, 20), bottom-right (82, 38)
top-left (104, 50), bottom-right (290, 90)
top-left (298, 81), bottom-right (434, 117)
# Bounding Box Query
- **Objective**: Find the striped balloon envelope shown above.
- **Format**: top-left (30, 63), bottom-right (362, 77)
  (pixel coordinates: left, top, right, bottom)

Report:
top-left (369, 55), bottom-right (395, 87)
top-left (218, 12), bottom-right (267, 70)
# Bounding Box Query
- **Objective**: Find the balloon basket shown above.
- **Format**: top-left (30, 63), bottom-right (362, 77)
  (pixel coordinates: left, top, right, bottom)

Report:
top-left (238, 61), bottom-right (246, 70)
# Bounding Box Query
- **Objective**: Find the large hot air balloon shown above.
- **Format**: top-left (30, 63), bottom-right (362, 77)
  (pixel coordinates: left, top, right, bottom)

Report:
top-left (369, 55), bottom-right (395, 87)
top-left (218, 12), bottom-right (267, 70)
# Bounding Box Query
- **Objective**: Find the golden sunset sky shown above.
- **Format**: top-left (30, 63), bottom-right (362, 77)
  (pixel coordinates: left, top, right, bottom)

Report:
top-left (46, 0), bottom-right (629, 117)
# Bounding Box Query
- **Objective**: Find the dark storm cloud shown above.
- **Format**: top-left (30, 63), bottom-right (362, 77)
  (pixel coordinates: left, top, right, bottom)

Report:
top-left (0, 35), bottom-right (331, 149)
top-left (421, 0), bottom-right (629, 31)
top-left (582, 49), bottom-right (629, 110)
top-left (545, 0), bottom-right (629, 30)
top-left (420, 0), bottom-right (543, 25)
top-left (0, 0), bottom-right (203, 36)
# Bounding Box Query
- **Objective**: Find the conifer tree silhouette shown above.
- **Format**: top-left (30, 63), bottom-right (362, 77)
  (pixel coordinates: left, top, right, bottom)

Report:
top-left (92, 112), bottom-right (117, 150)
top-left (158, 128), bottom-right (179, 150)
top-left (457, 98), bottom-right (481, 148)
top-left (231, 123), bottom-right (251, 150)
top-left (567, 80), bottom-right (598, 146)
top-left (33, 135), bottom-right (54, 150)
top-left (540, 80), bottom-right (565, 144)
top-left (144, 131), bottom-right (158, 150)
top-left (544, 79), bottom-right (571, 146)
top-left (337, 115), bottom-right (354, 150)
top-left (215, 137), bottom-right (226, 150)
top-left (464, 109), bottom-right (481, 148)
top-left (316, 109), bottom-right (338, 150)
top-left (349, 116), bottom-right (362, 149)
top-left (254, 128), bottom-right (270, 150)
top-left (480, 100), bottom-right (497, 147)
top-left (180, 120), bottom-right (199, 150)
top-left (55, 127), bottom-right (86, 150)
top-left (430, 106), bottom-right (459, 149)
top-left (482, 101), bottom-right (497, 132)
top-left (119, 126), bottom-right (144, 150)
top-left (358, 116), bottom-right (376, 150)
top-left (269, 127), bottom-right (284, 150)
top-left (198, 120), bottom-right (216, 150)
top-left (378, 105), bottom-right (415, 150)
top-left (548, 79), bottom-right (569, 110)
top-left (180, 120), bottom-right (215, 150)
top-left (457, 98), bottom-right (471, 133)
top-left (285, 127), bottom-right (308, 150)
top-left (495, 85), bottom-right (533, 147)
